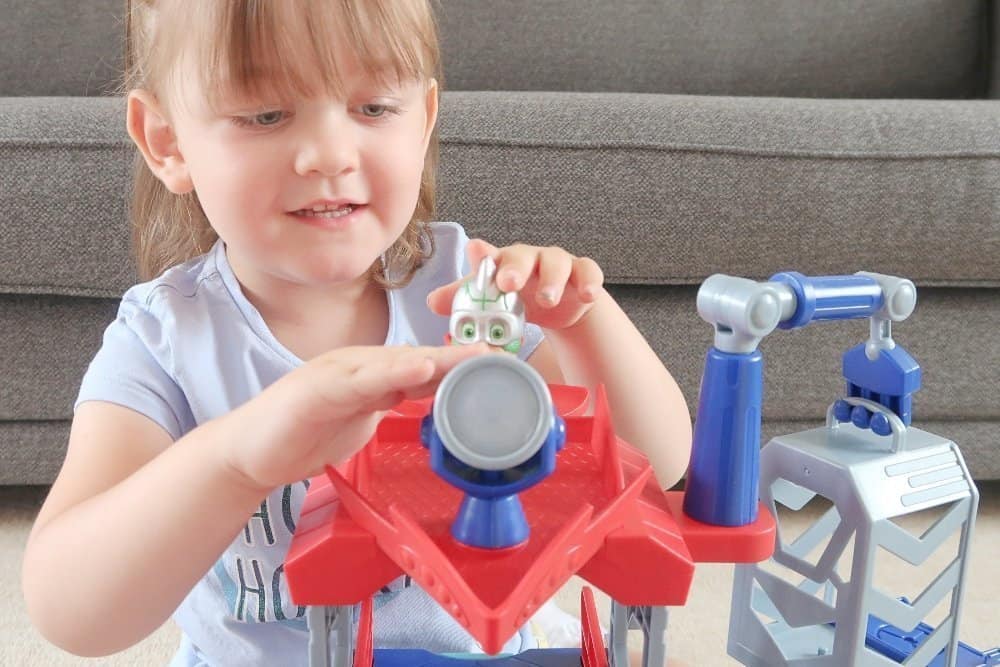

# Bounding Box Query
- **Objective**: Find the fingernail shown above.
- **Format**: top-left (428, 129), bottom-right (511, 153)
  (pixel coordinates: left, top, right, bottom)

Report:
top-left (540, 289), bottom-right (556, 303)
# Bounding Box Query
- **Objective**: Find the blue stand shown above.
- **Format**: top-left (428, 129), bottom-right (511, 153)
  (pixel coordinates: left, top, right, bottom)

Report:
top-left (683, 347), bottom-right (763, 526)
top-left (452, 493), bottom-right (529, 548)
top-left (421, 411), bottom-right (566, 549)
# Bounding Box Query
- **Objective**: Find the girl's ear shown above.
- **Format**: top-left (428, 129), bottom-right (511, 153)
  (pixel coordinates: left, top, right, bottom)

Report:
top-left (422, 78), bottom-right (439, 150)
top-left (126, 89), bottom-right (194, 195)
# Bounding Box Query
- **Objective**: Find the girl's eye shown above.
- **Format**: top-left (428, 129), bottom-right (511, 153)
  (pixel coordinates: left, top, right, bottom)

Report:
top-left (255, 111), bottom-right (285, 125)
top-left (232, 110), bottom-right (288, 128)
top-left (359, 103), bottom-right (401, 118)
top-left (461, 323), bottom-right (476, 339)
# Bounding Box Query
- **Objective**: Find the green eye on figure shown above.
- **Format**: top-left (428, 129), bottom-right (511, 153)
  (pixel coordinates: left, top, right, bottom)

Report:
top-left (461, 322), bottom-right (476, 340)
top-left (489, 323), bottom-right (507, 342)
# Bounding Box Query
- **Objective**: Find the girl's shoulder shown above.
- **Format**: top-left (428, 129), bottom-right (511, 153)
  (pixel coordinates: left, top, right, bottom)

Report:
top-left (418, 220), bottom-right (471, 279)
top-left (119, 240), bottom-right (230, 319)
top-left (426, 220), bottom-right (468, 249)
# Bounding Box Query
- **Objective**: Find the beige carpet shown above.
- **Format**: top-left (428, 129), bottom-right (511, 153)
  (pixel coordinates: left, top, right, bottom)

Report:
top-left (4, 483), bottom-right (999, 666)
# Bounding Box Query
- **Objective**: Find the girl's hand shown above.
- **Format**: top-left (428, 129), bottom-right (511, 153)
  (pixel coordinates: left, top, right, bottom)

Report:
top-left (221, 343), bottom-right (489, 492)
top-left (427, 239), bottom-right (605, 331)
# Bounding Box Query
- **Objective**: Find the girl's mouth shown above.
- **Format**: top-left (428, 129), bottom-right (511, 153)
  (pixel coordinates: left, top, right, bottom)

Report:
top-left (288, 203), bottom-right (367, 230)
top-left (291, 204), bottom-right (356, 219)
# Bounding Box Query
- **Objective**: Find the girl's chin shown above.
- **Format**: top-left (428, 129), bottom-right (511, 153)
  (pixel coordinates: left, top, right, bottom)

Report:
top-left (293, 258), bottom-right (379, 285)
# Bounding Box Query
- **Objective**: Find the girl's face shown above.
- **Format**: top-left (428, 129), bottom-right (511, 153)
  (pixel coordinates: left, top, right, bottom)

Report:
top-left (166, 52), bottom-right (438, 291)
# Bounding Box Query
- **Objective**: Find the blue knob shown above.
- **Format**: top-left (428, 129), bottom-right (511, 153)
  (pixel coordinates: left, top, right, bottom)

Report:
top-left (870, 412), bottom-right (892, 436)
top-left (851, 405), bottom-right (871, 429)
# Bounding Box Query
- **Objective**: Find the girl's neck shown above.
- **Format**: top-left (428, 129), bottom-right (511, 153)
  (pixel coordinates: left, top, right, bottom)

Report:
top-left (229, 257), bottom-right (390, 360)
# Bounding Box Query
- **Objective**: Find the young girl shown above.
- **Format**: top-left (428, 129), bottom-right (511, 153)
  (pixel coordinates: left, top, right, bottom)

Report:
top-left (22, 0), bottom-right (692, 664)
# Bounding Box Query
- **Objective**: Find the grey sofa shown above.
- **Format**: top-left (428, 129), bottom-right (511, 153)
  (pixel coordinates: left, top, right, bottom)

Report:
top-left (2, 0), bottom-right (999, 484)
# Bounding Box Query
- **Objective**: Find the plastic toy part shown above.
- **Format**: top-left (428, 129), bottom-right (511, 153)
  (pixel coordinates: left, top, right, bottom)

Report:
top-left (355, 587), bottom-right (610, 666)
top-left (367, 649), bottom-right (587, 666)
top-left (768, 272), bottom-right (885, 330)
top-left (839, 339), bottom-right (921, 431)
top-left (306, 605), bottom-right (356, 667)
top-left (580, 588), bottom-right (609, 667)
top-left (685, 271), bottom-right (921, 527)
top-left (865, 607), bottom-right (1000, 666)
top-left (285, 386), bottom-right (776, 656)
top-left (696, 274), bottom-right (785, 354)
top-left (683, 347), bottom-right (763, 526)
top-left (426, 355), bottom-right (560, 472)
top-left (389, 385), bottom-right (589, 420)
top-left (449, 256), bottom-right (526, 353)
top-left (772, 271), bottom-right (922, 434)
top-left (608, 603), bottom-right (669, 667)
top-left (421, 354), bottom-right (566, 548)
top-left (728, 413), bottom-right (979, 667)
top-left (355, 598), bottom-right (374, 667)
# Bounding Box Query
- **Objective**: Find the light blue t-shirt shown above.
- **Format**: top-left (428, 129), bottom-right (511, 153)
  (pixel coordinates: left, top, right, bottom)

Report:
top-left (75, 222), bottom-right (544, 666)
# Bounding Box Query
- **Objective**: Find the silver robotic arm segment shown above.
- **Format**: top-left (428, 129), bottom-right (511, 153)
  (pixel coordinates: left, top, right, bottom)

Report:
top-left (696, 274), bottom-right (792, 354)
top-left (698, 272), bottom-right (917, 355)
top-left (854, 272), bottom-right (917, 361)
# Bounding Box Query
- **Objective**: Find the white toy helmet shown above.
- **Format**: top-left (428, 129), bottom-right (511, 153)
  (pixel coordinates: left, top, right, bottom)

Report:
top-left (449, 256), bottom-right (526, 353)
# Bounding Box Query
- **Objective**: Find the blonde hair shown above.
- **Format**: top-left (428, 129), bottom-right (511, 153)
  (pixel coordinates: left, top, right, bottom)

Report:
top-left (122, 0), bottom-right (442, 286)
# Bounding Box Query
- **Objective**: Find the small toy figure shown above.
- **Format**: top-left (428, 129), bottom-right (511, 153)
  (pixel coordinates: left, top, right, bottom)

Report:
top-left (447, 256), bottom-right (526, 353)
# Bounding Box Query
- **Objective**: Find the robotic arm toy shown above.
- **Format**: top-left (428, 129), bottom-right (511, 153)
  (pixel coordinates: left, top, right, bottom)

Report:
top-left (683, 271), bottom-right (921, 526)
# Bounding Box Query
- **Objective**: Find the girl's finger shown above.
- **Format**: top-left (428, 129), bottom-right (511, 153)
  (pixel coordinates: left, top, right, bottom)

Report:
top-left (426, 239), bottom-right (501, 315)
top-left (310, 344), bottom-right (484, 415)
top-left (494, 244), bottom-right (538, 292)
top-left (425, 278), bottom-right (464, 315)
top-left (568, 256), bottom-right (605, 302)
top-left (329, 354), bottom-right (435, 414)
top-left (535, 246), bottom-right (574, 306)
top-left (466, 238), bottom-right (500, 270)
top-left (364, 344), bottom-right (488, 405)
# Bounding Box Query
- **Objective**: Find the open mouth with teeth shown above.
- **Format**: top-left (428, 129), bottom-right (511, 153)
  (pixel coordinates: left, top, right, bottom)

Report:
top-left (291, 204), bottom-right (359, 219)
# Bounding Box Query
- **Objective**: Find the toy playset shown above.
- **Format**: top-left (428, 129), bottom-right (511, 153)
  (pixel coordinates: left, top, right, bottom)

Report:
top-left (285, 263), bottom-right (996, 666)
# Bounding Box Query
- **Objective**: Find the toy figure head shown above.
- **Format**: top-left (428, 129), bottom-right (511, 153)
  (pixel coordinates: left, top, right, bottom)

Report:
top-left (448, 256), bottom-right (525, 353)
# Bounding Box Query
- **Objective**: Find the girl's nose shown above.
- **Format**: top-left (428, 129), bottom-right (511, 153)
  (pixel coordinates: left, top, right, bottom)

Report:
top-left (293, 112), bottom-right (360, 177)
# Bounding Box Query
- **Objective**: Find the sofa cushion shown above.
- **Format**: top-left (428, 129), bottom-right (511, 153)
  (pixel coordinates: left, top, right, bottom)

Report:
top-left (2, 0), bottom-right (986, 99)
top-left (0, 0), bottom-right (123, 97)
top-left (438, 0), bottom-right (988, 98)
top-left (3, 94), bottom-right (1000, 300)
top-left (438, 93), bottom-right (1000, 288)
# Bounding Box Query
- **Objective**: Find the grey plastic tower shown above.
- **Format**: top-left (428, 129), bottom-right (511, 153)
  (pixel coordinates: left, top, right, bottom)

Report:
top-left (728, 398), bottom-right (979, 666)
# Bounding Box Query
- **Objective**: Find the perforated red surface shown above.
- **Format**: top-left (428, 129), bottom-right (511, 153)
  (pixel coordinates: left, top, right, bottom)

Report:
top-left (285, 385), bottom-right (775, 654)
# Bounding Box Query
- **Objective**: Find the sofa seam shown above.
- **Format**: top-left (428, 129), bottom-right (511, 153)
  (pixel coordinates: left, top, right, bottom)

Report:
top-left (4, 278), bottom-right (1000, 299)
top-left (1, 140), bottom-right (127, 149)
top-left (7, 138), bottom-right (1000, 161)
top-left (440, 138), bottom-right (1000, 160)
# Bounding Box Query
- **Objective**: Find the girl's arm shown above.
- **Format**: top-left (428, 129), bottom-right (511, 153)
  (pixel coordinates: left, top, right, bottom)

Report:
top-left (23, 342), bottom-right (488, 657)
top-left (22, 401), bottom-right (274, 657)
top-left (537, 291), bottom-right (692, 490)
